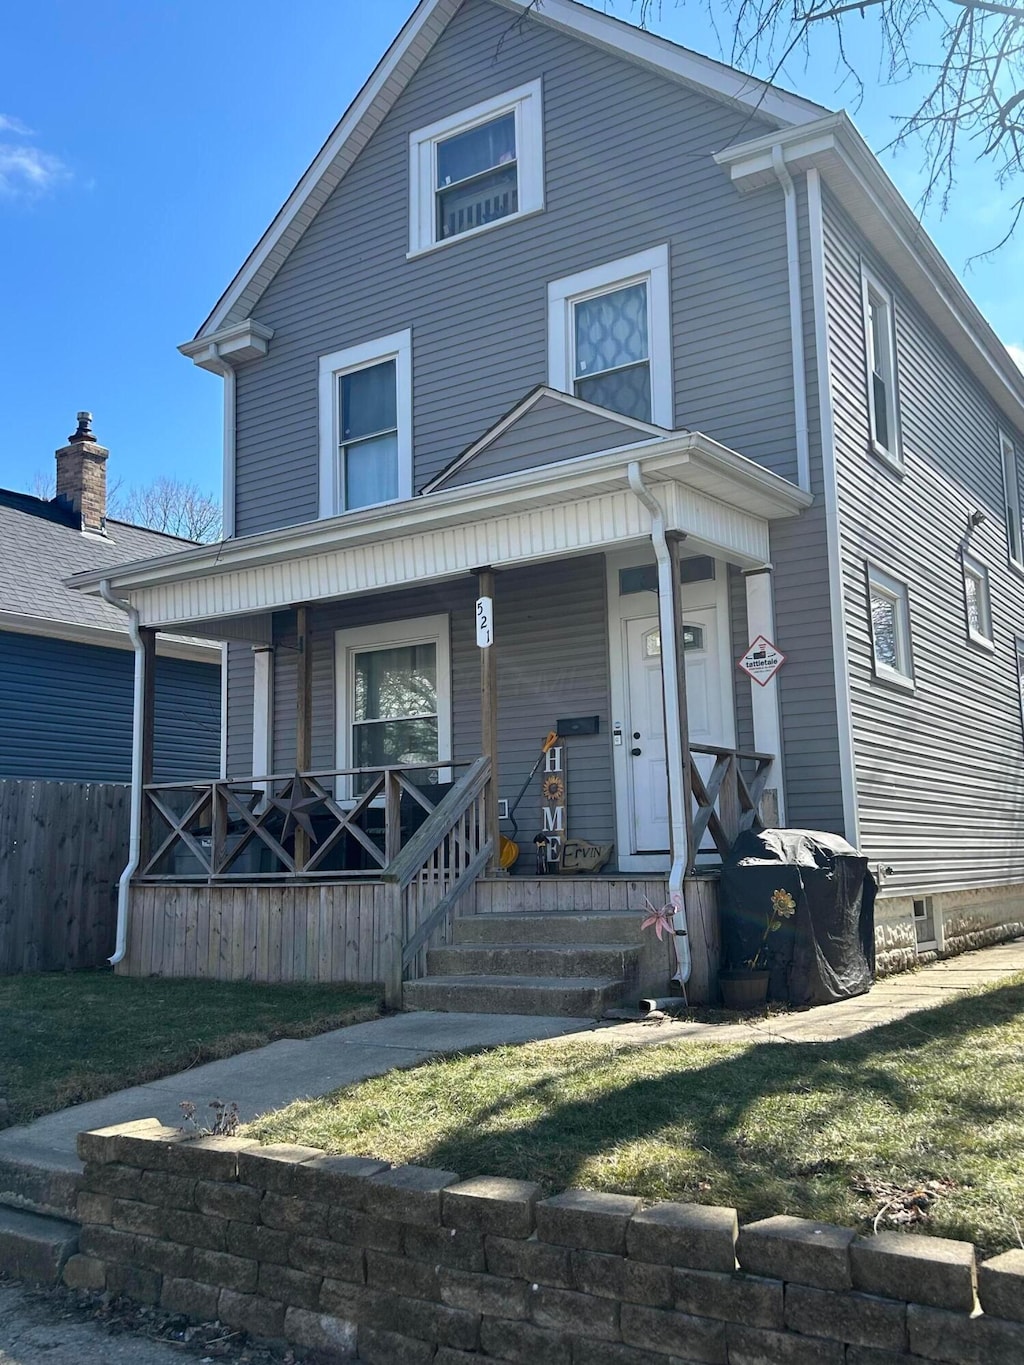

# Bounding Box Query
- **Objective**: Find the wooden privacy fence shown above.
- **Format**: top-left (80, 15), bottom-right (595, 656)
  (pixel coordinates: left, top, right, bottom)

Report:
top-left (0, 779), bottom-right (129, 973)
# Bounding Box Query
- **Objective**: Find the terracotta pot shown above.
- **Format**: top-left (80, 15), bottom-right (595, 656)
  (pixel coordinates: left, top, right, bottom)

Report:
top-left (718, 969), bottom-right (770, 1010)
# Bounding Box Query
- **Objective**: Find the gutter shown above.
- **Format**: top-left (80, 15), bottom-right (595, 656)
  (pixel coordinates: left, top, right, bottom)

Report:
top-left (99, 579), bottom-right (145, 966)
top-left (627, 462), bottom-right (692, 988)
top-left (771, 144), bottom-right (811, 494)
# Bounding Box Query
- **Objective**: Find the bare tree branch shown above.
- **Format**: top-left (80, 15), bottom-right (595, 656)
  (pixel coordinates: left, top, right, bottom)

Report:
top-left (27, 470), bottom-right (221, 543)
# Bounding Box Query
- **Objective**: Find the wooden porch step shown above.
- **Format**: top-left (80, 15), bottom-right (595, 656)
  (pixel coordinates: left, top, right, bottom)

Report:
top-left (403, 974), bottom-right (625, 1017)
top-left (453, 911), bottom-right (641, 946)
top-left (428, 942), bottom-right (641, 981)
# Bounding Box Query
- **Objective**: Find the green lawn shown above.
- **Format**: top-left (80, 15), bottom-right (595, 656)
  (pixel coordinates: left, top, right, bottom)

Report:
top-left (246, 974), bottom-right (1024, 1258)
top-left (0, 973), bottom-right (381, 1124)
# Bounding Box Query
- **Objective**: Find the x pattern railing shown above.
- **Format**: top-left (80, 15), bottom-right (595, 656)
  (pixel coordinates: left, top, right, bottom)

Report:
top-left (689, 743), bottom-right (773, 866)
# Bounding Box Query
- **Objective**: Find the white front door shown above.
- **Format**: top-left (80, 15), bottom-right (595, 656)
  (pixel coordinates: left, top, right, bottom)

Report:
top-left (623, 606), bottom-right (727, 855)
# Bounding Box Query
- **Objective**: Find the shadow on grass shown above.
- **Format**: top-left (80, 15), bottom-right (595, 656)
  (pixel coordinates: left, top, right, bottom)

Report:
top-left (412, 979), bottom-right (1024, 1247)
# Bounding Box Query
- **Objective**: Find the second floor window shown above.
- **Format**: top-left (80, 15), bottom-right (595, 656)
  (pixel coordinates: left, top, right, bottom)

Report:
top-left (548, 246), bottom-right (673, 428)
top-left (861, 267), bottom-right (901, 468)
top-left (409, 82), bottom-right (544, 256)
top-left (1001, 430), bottom-right (1023, 569)
top-left (318, 331), bottom-right (412, 517)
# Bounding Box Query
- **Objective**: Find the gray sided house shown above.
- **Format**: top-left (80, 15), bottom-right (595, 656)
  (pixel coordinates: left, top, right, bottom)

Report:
top-left (1, 417), bottom-right (221, 783)
top-left (72, 0), bottom-right (1024, 1008)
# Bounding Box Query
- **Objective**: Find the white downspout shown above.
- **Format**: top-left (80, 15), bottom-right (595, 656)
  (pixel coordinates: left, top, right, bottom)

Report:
top-left (627, 462), bottom-right (692, 987)
top-left (772, 144), bottom-right (811, 495)
top-left (99, 579), bottom-right (145, 966)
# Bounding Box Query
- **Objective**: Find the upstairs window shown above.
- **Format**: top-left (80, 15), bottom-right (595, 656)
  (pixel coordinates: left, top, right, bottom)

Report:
top-left (318, 331), bottom-right (412, 517)
top-left (409, 82), bottom-right (544, 256)
top-left (962, 552), bottom-right (993, 648)
top-left (861, 267), bottom-right (901, 468)
top-left (1001, 430), bottom-right (1024, 569)
top-left (867, 564), bottom-right (913, 689)
top-left (548, 246), bottom-right (672, 427)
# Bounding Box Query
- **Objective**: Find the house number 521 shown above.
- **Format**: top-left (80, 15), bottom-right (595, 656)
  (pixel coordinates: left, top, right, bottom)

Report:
top-left (475, 596), bottom-right (494, 648)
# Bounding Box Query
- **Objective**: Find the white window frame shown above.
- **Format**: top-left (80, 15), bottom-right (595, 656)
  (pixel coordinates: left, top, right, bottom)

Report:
top-left (861, 266), bottom-right (901, 470)
top-left (547, 245), bottom-right (673, 428)
top-left (317, 331), bottom-right (412, 519)
top-left (408, 80), bottom-right (544, 258)
top-left (333, 614), bottom-right (452, 799)
top-left (961, 550), bottom-right (994, 650)
top-left (866, 564), bottom-right (914, 690)
top-left (1000, 430), bottom-right (1024, 570)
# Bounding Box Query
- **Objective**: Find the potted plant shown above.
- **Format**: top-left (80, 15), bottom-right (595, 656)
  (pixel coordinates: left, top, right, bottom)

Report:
top-left (719, 887), bottom-right (797, 1009)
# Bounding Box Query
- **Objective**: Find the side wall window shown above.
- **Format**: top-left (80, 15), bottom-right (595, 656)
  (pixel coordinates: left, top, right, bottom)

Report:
top-left (861, 266), bottom-right (901, 469)
top-left (961, 551), bottom-right (993, 649)
top-left (318, 331), bottom-right (412, 518)
top-left (866, 563), bottom-right (914, 689)
top-left (1000, 430), bottom-right (1023, 569)
top-left (547, 246), bottom-right (672, 427)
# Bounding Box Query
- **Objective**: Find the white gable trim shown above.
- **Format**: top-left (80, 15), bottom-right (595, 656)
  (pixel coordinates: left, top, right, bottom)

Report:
top-left (189, 0), bottom-right (823, 342)
top-left (422, 384), bottom-right (665, 493)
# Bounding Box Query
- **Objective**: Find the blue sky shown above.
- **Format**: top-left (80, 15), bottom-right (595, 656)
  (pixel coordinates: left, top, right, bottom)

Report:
top-left (2, 0), bottom-right (1022, 504)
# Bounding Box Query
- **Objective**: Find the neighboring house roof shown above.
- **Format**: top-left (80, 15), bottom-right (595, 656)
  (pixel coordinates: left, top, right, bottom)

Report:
top-left (0, 488), bottom-right (219, 661)
top-left (184, 0), bottom-right (827, 347)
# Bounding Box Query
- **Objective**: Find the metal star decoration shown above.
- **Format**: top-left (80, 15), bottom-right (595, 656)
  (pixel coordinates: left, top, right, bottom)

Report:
top-left (269, 772), bottom-right (323, 845)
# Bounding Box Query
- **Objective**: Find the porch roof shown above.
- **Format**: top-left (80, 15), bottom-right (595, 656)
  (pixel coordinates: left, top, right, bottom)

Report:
top-left (67, 433), bottom-right (811, 630)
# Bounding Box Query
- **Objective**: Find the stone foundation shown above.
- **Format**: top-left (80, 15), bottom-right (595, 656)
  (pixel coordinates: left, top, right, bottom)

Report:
top-left (66, 1119), bottom-right (1024, 1364)
top-left (875, 882), bottom-right (1024, 975)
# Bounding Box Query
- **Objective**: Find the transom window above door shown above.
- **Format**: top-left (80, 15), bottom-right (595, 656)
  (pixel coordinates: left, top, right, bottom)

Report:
top-left (318, 331), bottom-right (412, 518)
top-left (409, 82), bottom-right (544, 256)
top-left (548, 246), bottom-right (672, 427)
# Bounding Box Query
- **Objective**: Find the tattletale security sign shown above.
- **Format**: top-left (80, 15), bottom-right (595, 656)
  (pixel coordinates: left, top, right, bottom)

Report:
top-left (738, 635), bottom-right (785, 686)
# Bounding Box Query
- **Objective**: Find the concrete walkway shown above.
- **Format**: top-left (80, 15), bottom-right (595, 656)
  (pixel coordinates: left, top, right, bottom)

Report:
top-left (2, 938), bottom-right (1022, 1193)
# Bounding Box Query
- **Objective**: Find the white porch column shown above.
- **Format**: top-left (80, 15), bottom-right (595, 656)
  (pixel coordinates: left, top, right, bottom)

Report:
top-left (251, 645), bottom-right (275, 788)
top-left (744, 567), bottom-right (786, 826)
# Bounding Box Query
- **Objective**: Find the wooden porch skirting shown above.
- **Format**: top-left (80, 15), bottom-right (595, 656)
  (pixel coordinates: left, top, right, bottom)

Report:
top-left (120, 875), bottom-right (721, 1002)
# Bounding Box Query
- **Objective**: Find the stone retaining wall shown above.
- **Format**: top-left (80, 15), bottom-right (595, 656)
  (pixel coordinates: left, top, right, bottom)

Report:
top-left (65, 1119), bottom-right (1024, 1364)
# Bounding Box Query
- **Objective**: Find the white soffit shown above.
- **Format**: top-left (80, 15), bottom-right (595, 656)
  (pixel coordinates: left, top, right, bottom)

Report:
top-left (193, 0), bottom-right (826, 341)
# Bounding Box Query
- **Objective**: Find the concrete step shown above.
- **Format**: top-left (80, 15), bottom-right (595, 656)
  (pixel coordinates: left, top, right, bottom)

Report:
top-left (453, 912), bottom-right (641, 946)
top-left (428, 942), bottom-right (641, 980)
top-left (403, 974), bottom-right (624, 1017)
top-left (0, 1144), bottom-right (82, 1221)
top-left (0, 1206), bottom-right (79, 1283)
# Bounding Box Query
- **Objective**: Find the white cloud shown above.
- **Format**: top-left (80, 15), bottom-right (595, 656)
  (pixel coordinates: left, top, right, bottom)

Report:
top-left (1008, 343), bottom-right (1024, 374)
top-left (0, 114), bottom-right (33, 136)
top-left (0, 143), bottom-right (68, 198)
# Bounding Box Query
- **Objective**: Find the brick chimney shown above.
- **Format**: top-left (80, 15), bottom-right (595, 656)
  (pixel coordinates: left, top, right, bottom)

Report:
top-left (55, 412), bottom-right (109, 533)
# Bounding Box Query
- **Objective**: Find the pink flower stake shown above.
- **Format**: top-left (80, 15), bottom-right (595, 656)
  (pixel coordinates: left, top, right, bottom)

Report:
top-left (639, 896), bottom-right (676, 941)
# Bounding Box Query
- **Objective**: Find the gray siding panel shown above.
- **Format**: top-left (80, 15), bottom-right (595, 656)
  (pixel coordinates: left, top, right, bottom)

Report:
top-left (0, 631), bottom-right (220, 783)
top-left (225, 643), bottom-right (255, 779)
top-left (270, 556), bottom-right (615, 856)
top-left (824, 186), bottom-right (1024, 893)
top-left (439, 396), bottom-right (652, 489)
top-left (233, 0), bottom-right (793, 536)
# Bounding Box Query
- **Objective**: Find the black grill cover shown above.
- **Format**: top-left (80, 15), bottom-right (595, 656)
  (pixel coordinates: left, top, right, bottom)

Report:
top-left (720, 829), bottom-right (876, 1006)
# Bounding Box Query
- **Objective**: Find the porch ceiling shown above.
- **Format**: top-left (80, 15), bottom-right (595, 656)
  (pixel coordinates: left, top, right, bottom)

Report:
top-left (67, 434), bottom-right (811, 629)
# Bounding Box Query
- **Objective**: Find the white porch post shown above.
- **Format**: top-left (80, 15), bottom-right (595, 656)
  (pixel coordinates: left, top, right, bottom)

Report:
top-left (743, 567), bottom-right (786, 826)
top-left (251, 644), bottom-right (275, 789)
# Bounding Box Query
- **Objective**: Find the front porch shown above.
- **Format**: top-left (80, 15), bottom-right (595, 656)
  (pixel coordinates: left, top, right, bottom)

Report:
top-left (75, 430), bottom-right (808, 1007)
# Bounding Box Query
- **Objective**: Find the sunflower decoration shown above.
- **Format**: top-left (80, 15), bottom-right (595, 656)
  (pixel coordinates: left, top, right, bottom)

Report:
top-left (542, 773), bottom-right (565, 803)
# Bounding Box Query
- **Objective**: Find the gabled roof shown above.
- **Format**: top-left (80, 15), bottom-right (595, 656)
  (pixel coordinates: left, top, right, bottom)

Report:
top-left (423, 385), bottom-right (667, 492)
top-left (0, 489), bottom-right (219, 660)
top-left (190, 0), bottom-right (827, 343)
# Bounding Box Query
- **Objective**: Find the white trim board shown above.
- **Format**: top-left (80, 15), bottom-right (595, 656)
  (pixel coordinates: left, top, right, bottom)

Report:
top-left (187, 0), bottom-right (822, 342)
top-left (0, 610), bottom-right (221, 664)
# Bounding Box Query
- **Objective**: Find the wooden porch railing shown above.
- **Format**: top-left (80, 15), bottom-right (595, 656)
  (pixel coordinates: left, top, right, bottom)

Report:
top-left (138, 762), bottom-right (476, 881)
top-left (382, 755), bottom-right (493, 1007)
top-left (689, 744), bottom-right (774, 868)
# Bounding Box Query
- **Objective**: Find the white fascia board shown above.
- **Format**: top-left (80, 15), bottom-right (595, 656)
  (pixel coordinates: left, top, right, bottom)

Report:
top-left (66, 432), bottom-right (811, 600)
top-left (494, 0), bottom-right (826, 126)
top-left (0, 610), bottom-right (221, 663)
top-left (179, 320), bottom-right (275, 373)
top-left (717, 113), bottom-right (1024, 432)
top-left (190, 0), bottom-right (826, 343)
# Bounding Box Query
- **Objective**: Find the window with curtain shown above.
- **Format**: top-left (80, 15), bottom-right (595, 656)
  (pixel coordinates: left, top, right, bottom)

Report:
top-left (573, 282), bottom-right (652, 423)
